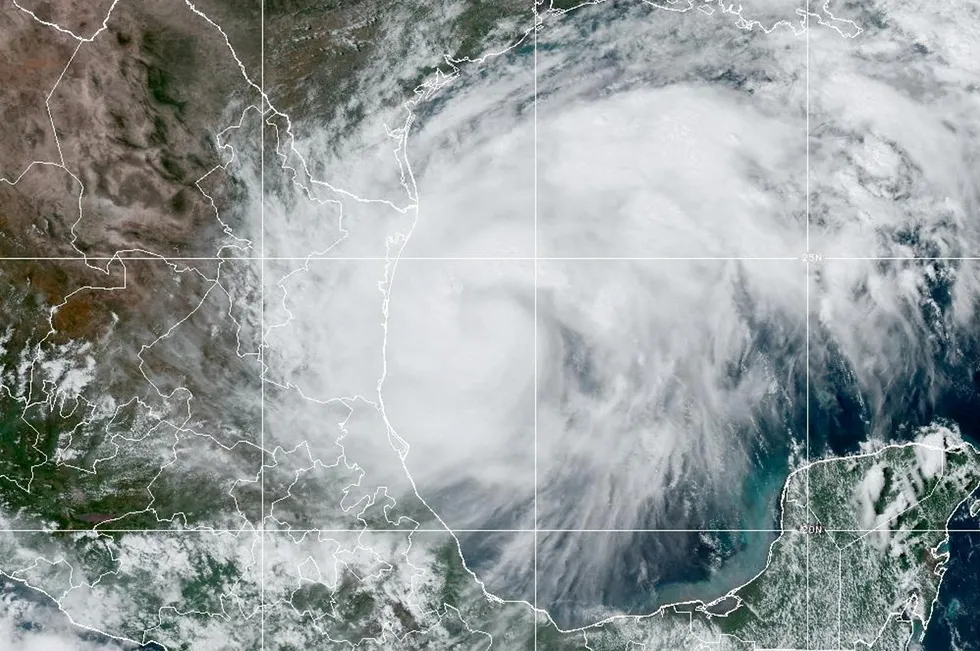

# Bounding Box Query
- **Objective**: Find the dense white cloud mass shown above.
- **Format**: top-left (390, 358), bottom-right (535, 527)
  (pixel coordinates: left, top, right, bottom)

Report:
top-left (534, 85), bottom-right (804, 258)
top-left (0, 583), bottom-right (125, 651)
top-left (263, 0), bottom-right (980, 627)
top-left (535, 258), bottom-right (802, 525)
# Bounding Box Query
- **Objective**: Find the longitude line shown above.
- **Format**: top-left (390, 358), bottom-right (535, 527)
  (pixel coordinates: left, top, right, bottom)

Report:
top-left (804, 5), bottom-right (812, 649)
top-left (532, 11), bottom-right (539, 650)
top-left (259, 0), bottom-right (267, 647)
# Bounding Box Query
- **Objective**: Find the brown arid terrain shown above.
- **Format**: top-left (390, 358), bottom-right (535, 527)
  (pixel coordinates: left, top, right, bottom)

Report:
top-left (0, 0), bottom-right (76, 180)
top-left (46, 0), bottom-right (260, 258)
top-left (1, 0), bottom-right (265, 264)
top-left (0, 0), bottom-right (274, 541)
top-left (0, 3), bottom-right (255, 562)
top-left (0, 0), bottom-right (531, 462)
top-left (15, 0), bottom-right (118, 39)
top-left (0, 2), bottom-right (534, 647)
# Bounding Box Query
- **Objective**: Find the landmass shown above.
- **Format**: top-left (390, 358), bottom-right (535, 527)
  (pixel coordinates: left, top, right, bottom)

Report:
top-left (0, 423), bottom-right (975, 650)
top-left (0, 0), bottom-right (977, 649)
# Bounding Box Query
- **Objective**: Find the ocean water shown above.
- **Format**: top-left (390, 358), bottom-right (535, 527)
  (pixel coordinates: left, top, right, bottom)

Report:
top-left (924, 503), bottom-right (980, 651)
top-left (811, 323), bottom-right (980, 648)
top-left (625, 316), bottom-right (980, 640)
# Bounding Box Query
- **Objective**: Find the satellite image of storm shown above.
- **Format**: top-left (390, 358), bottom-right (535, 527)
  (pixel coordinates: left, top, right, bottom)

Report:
top-left (1, 0), bottom-right (980, 649)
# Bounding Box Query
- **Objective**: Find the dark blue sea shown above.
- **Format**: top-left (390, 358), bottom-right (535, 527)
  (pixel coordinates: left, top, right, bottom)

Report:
top-left (810, 260), bottom-right (980, 649)
top-left (925, 502), bottom-right (980, 651)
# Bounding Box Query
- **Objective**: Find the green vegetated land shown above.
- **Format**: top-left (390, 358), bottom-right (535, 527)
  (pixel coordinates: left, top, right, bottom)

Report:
top-left (450, 432), bottom-right (980, 651)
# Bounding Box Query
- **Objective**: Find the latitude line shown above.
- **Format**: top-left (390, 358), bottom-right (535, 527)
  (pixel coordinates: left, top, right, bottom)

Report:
top-left (0, 528), bottom-right (972, 533)
top-left (1, 255), bottom-right (978, 261)
top-left (0, 255), bottom-right (800, 261)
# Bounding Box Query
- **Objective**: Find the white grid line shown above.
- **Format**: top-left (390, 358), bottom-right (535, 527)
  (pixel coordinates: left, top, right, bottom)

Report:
top-left (805, 4), bottom-right (812, 646)
top-left (0, 255), bottom-right (799, 261)
top-left (533, 14), bottom-right (540, 650)
top-left (0, 528), bottom-right (972, 533)
top-left (260, 0), bottom-right (267, 646)
top-left (805, 260), bottom-right (812, 650)
top-left (0, 255), bottom-right (976, 262)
